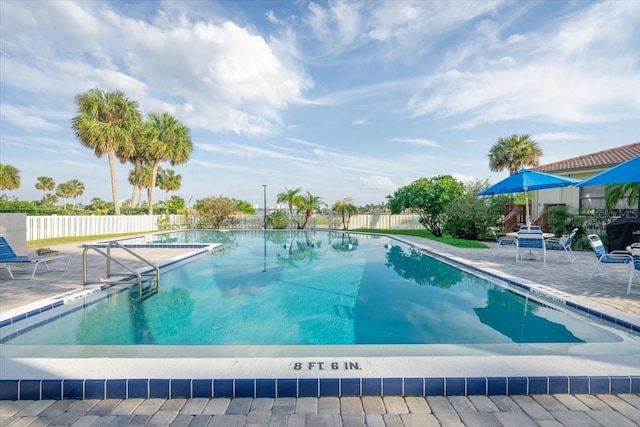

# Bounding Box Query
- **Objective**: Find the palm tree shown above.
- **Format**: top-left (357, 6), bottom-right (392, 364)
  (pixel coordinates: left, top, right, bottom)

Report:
top-left (128, 163), bottom-right (153, 207)
top-left (277, 187), bottom-right (303, 228)
top-left (605, 183), bottom-right (640, 210)
top-left (35, 176), bottom-right (55, 200)
top-left (72, 89), bottom-right (142, 215)
top-left (488, 134), bottom-right (543, 175)
top-left (0, 164), bottom-right (20, 191)
top-left (332, 197), bottom-right (358, 230)
top-left (142, 112), bottom-right (193, 215)
top-left (42, 193), bottom-right (58, 206)
top-left (127, 145), bottom-right (146, 208)
top-left (56, 182), bottom-right (71, 210)
top-left (65, 179), bottom-right (85, 210)
top-left (297, 191), bottom-right (324, 229)
top-left (157, 168), bottom-right (182, 206)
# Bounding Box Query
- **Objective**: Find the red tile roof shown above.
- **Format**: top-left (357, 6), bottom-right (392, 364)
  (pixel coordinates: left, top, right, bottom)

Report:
top-left (536, 142), bottom-right (640, 173)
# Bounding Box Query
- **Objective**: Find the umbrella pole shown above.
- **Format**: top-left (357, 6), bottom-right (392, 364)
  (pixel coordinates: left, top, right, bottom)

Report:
top-left (525, 188), bottom-right (530, 228)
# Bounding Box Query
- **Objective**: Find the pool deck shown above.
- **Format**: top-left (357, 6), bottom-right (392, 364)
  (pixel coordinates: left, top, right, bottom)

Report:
top-left (1, 233), bottom-right (640, 425)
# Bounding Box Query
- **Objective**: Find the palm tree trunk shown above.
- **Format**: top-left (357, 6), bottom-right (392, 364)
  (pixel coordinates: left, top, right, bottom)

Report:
top-left (108, 151), bottom-right (121, 215)
top-left (131, 158), bottom-right (141, 207)
top-left (148, 161), bottom-right (160, 215)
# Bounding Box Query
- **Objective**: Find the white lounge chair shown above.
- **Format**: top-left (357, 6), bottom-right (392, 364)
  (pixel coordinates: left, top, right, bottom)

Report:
top-left (627, 244), bottom-right (640, 294)
top-left (545, 228), bottom-right (578, 263)
top-left (491, 230), bottom-right (516, 256)
top-left (0, 236), bottom-right (71, 279)
top-left (587, 234), bottom-right (632, 281)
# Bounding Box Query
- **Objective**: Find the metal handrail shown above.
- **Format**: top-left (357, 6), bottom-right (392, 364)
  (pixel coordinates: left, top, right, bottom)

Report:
top-left (82, 241), bottom-right (160, 298)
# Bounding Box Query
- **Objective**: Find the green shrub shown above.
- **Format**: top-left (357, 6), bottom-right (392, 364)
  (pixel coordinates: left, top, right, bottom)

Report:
top-left (194, 196), bottom-right (239, 229)
top-left (443, 196), bottom-right (499, 240)
top-left (266, 211), bottom-right (289, 229)
top-left (543, 205), bottom-right (584, 237)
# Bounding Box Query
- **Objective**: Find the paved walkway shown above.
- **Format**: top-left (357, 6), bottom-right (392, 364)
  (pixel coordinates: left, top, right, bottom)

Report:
top-left (2, 394), bottom-right (640, 426)
top-left (1, 233), bottom-right (640, 426)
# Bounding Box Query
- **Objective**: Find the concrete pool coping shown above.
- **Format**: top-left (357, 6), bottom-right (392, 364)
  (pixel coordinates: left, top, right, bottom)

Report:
top-left (1, 230), bottom-right (639, 399)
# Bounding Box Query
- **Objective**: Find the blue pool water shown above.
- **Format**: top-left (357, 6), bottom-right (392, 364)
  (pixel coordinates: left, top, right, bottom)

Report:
top-left (2, 231), bottom-right (624, 346)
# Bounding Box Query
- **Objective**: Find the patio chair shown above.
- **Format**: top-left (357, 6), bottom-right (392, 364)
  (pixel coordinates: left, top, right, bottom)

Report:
top-left (587, 234), bottom-right (632, 281)
top-left (516, 228), bottom-right (546, 266)
top-left (491, 230), bottom-right (516, 256)
top-left (0, 236), bottom-right (71, 279)
top-left (545, 228), bottom-right (578, 263)
top-left (628, 244), bottom-right (640, 294)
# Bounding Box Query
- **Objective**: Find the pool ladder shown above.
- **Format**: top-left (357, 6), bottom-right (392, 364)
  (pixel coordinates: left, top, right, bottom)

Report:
top-left (83, 241), bottom-right (160, 301)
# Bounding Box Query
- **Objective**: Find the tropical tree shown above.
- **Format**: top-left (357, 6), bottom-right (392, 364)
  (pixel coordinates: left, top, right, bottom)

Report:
top-left (72, 89), bottom-right (142, 215)
top-left (141, 112), bottom-right (193, 215)
top-left (605, 183), bottom-right (640, 210)
top-left (0, 164), bottom-right (20, 191)
top-left (332, 197), bottom-right (358, 230)
top-left (387, 175), bottom-right (465, 236)
top-left (195, 196), bottom-right (238, 229)
top-left (125, 136), bottom-right (151, 208)
top-left (56, 182), bottom-right (72, 210)
top-left (488, 134), bottom-right (543, 174)
top-left (297, 192), bottom-right (324, 229)
top-left (277, 187), bottom-right (303, 228)
top-left (88, 197), bottom-right (110, 213)
top-left (157, 168), bottom-right (182, 205)
top-left (35, 176), bottom-right (55, 200)
top-left (65, 179), bottom-right (85, 210)
top-left (233, 199), bottom-right (256, 215)
top-left (41, 193), bottom-right (58, 206)
top-left (128, 163), bottom-right (153, 208)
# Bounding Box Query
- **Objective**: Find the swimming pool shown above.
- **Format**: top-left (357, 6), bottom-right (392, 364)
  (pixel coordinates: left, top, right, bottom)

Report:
top-left (2, 230), bottom-right (640, 400)
top-left (1, 230), bottom-right (636, 354)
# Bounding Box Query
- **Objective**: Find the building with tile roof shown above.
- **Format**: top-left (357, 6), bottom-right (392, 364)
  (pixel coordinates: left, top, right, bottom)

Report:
top-left (532, 142), bottom-right (640, 218)
top-left (536, 142), bottom-right (640, 175)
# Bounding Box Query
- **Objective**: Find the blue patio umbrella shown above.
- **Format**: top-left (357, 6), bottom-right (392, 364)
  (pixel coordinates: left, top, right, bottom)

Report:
top-left (476, 169), bottom-right (581, 226)
top-left (576, 156), bottom-right (640, 187)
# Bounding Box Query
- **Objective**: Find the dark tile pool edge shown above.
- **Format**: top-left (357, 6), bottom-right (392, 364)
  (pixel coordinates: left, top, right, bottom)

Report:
top-left (2, 375), bottom-right (638, 400)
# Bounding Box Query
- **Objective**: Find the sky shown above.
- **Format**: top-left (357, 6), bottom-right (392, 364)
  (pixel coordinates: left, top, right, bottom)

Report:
top-left (1, 0), bottom-right (639, 209)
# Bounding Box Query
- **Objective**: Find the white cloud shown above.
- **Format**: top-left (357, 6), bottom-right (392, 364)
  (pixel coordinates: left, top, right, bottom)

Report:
top-left (265, 11), bottom-right (281, 25)
top-left (0, 2), bottom-right (313, 137)
top-left (487, 56), bottom-right (516, 67)
top-left (0, 104), bottom-right (61, 132)
top-left (392, 138), bottom-right (442, 148)
top-left (358, 176), bottom-right (395, 190)
top-left (533, 132), bottom-right (590, 141)
top-left (405, 2), bottom-right (640, 128)
top-left (451, 173), bottom-right (476, 184)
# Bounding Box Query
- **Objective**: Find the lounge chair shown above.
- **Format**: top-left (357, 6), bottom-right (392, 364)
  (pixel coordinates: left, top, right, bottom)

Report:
top-left (628, 244), bottom-right (640, 294)
top-left (516, 228), bottom-right (546, 266)
top-left (0, 236), bottom-right (71, 279)
top-left (545, 228), bottom-right (578, 263)
top-left (587, 234), bottom-right (631, 281)
top-left (491, 230), bottom-right (516, 256)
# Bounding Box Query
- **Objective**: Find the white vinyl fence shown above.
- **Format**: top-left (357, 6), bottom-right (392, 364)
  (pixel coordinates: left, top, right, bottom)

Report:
top-left (26, 215), bottom-right (186, 241)
top-left (343, 214), bottom-right (421, 230)
top-left (25, 214), bottom-right (423, 240)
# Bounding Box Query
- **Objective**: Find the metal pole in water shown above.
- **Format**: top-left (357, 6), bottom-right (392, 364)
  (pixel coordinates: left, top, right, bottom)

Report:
top-left (262, 184), bottom-right (267, 230)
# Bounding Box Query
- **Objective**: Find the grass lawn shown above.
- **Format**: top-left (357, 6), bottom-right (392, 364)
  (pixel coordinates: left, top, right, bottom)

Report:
top-left (27, 229), bottom-right (490, 250)
top-left (353, 228), bottom-right (489, 249)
